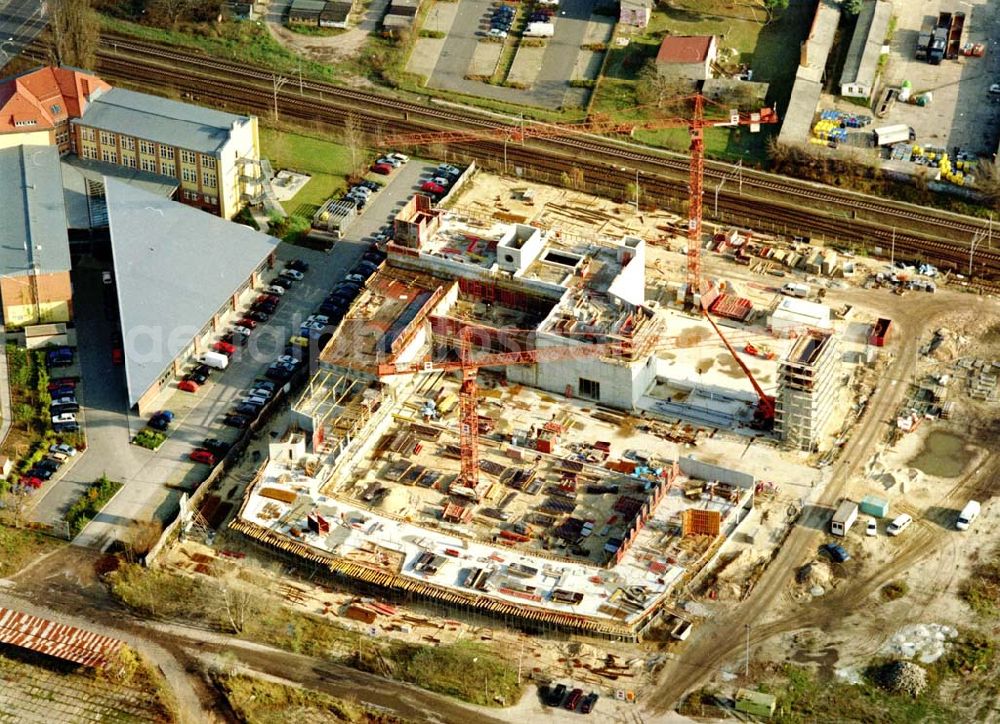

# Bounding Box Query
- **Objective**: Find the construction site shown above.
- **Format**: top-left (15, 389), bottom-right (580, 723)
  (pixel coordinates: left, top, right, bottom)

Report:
top-left (227, 143), bottom-right (885, 640)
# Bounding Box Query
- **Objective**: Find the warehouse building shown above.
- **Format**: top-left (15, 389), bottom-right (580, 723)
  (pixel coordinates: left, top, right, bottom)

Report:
top-left (838, 0), bottom-right (892, 99)
top-left (774, 330), bottom-right (840, 451)
top-left (105, 179), bottom-right (278, 414)
top-left (0, 145), bottom-right (73, 327)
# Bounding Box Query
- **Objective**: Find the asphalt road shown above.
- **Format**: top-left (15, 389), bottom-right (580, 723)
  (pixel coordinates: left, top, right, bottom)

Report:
top-left (32, 161), bottom-right (434, 550)
top-left (0, 0), bottom-right (46, 68)
top-left (643, 289), bottom-right (986, 713)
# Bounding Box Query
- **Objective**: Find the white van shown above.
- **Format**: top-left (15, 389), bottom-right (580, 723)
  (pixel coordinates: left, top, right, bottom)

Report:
top-left (781, 282), bottom-right (810, 298)
top-left (198, 351), bottom-right (230, 370)
top-left (956, 500), bottom-right (981, 531)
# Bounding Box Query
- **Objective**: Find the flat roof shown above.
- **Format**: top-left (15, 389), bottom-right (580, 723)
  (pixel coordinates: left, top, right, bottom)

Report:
top-left (61, 155), bottom-right (178, 230)
top-left (840, 0), bottom-right (892, 88)
top-left (0, 145), bottom-right (71, 277)
top-left (106, 179), bottom-right (279, 406)
top-left (77, 87), bottom-right (252, 155)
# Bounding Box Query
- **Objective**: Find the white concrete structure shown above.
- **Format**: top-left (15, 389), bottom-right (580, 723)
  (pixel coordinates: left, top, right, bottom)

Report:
top-left (775, 331), bottom-right (840, 451)
top-left (769, 297), bottom-right (833, 336)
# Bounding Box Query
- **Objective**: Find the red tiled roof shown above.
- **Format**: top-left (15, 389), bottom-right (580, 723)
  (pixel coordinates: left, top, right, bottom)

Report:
top-left (0, 607), bottom-right (123, 668)
top-left (0, 66), bottom-right (110, 134)
top-left (655, 35), bottom-right (715, 65)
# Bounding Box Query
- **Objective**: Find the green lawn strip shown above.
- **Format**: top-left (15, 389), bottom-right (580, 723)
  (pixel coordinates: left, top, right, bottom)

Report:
top-left (0, 525), bottom-right (63, 577)
top-left (65, 475), bottom-right (123, 536)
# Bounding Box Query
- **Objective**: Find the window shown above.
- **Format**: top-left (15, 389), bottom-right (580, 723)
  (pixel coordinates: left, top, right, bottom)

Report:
top-left (122, 154), bottom-right (136, 168)
top-left (121, 136), bottom-right (135, 151)
top-left (181, 149), bottom-right (196, 164)
top-left (159, 146), bottom-right (175, 161)
top-left (82, 146), bottom-right (98, 160)
top-left (56, 132), bottom-right (68, 145)
top-left (141, 158), bottom-right (158, 173)
top-left (101, 148), bottom-right (118, 164)
top-left (50, 104), bottom-right (61, 114)
top-left (200, 155), bottom-right (216, 169)
top-left (139, 139), bottom-right (155, 155)
top-left (202, 172), bottom-right (217, 188)
top-left (14, 119), bottom-right (37, 127)
top-left (204, 195), bottom-right (217, 205)
top-left (99, 130), bottom-right (116, 146)
top-left (79, 127), bottom-right (95, 141)
top-left (184, 190), bottom-right (198, 201)
top-left (181, 168), bottom-right (197, 183)
top-left (578, 378), bottom-right (600, 400)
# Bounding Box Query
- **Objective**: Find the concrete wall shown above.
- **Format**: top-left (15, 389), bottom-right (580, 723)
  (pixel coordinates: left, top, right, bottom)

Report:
top-left (679, 456), bottom-right (756, 489)
top-left (0, 129), bottom-right (53, 151)
top-left (0, 271), bottom-right (73, 328)
top-left (506, 330), bottom-right (657, 409)
top-left (496, 224), bottom-right (545, 274)
top-left (607, 236), bottom-right (645, 307)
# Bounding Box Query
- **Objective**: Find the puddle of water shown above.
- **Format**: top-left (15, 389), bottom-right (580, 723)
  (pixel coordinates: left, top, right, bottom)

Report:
top-left (696, 358), bottom-right (715, 374)
top-left (909, 430), bottom-right (973, 478)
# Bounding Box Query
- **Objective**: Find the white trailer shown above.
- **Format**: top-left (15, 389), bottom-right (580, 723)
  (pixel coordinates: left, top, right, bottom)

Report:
top-left (873, 124), bottom-right (914, 146)
top-left (831, 500), bottom-right (859, 536)
top-left (524, 22), bottom-right (554, 37)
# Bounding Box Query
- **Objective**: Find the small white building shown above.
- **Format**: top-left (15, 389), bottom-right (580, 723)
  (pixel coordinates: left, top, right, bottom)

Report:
top-left (769, 297), bottom-right (833, 336)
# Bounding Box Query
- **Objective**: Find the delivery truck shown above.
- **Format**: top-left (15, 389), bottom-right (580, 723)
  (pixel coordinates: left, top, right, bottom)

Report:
top-left (197, 351), bottom-right (230, 370)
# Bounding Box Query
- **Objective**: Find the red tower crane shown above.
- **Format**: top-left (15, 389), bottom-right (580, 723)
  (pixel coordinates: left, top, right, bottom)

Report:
top-left (382, 96), bottom-right (779, 295)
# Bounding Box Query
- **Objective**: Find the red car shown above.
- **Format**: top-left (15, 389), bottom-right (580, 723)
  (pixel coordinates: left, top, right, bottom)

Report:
top-left (20, 476), bottom-right (43, 489)
top-left (212, 341), bottom-right (236, 356)
top-left (48, 378), bottom-right (77, 392)
top-left (189, 448), bottom-right (216, 465)
top-left (564, 688), bottom-right (584, 711)
top-left (256, 294), bottom-right (280, 306)
top-left (371, 162), bottom-right (393, 175)
top-left (421, 181), bottom-right (444, 194)
top-left (235, 318), bottom-right (257, 330)
top-left (178, 379), bottom-right (200, 393)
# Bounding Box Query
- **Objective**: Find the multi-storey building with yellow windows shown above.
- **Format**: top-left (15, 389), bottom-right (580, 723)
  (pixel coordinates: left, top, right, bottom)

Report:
top-left (73, 87), bottom-right (262, 219)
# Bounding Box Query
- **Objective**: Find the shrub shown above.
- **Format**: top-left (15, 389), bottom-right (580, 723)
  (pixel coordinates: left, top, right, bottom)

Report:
top-left (65, 475), bottom-right (123, 535)
top-left (569, 79), bottom-right (596, 88)
top-left (133, 428), bottom-right (166, 450)
top-left (419, 29), bottom-right (445, 39)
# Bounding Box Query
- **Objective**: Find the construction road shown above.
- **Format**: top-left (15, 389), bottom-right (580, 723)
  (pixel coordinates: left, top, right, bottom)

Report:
top-left (643, 289), bottom-right (995, 713)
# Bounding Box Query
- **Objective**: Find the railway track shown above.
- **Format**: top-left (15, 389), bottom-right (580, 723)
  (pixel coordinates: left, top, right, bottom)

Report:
top-left (35, 37), bottom-right (1000, 286)
top-left (91, 35), bottom-right (994, 239)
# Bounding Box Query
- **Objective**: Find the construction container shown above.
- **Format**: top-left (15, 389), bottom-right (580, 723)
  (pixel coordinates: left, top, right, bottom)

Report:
top-left (860, 494), bottom-right (889, 518)
top-left (735, 689), bottom-right (776, 718)
top-left (869, 317), bottom-right (892, 347)
top-left (831, 500), bottom-right (859, 536)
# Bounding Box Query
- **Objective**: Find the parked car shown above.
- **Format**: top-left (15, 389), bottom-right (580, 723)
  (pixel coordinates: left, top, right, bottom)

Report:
top-left (51, 412), bottom-right (77, 425)
top-left (437, 164), bottom-right (461, 176)
top-left (223, 413), bottom-right (251, 428)
top-left (270, 277), bottom-right (293, 290)
top-left (887, 513), bottom-right (913, 536)
top-left (178, 379), bottom-right (200, 393)
top-left (350, 185), bottom-right (372, 197)
top-left (421, 181), bottom-right (445, 194)
top-left (564, 688), bottom-right (584, 711)
top-left (257, 293), bottom-right (281, 306)
top-left (235, 402), bottom-right (262, 417)
top-left (376, 156), bottom-right (401, 168)
top-left (388, 152), bottom-right (409, 164)
top-left (866, 518), bottom-right (877, 536)
top-left (148, 410), bottom-right (174, 431)
top-left (488, 28), bottom-right (508, 38)
top-left (545, 683), bottom-right (567, 707)
top-left (20, 475), bottom-right (44, 489)
top-left (820, 542), bottom-right (851, 563)
top-left (221, 331), bottom-right (248, 348)
top-left (202, 438), bottom-right (231, 456)
top-left (48, 378), bottom-right (77, 392)
top-left (50, 402), bottom-right (79, 414)
top-left (212, 341), bottom-right (236, 356)
top-left (28, 466), bottom-right (53, 480)
top-left (46, 347), bottom-right (74, 367)
top-left (265, 284), bottom-right (287, 296)
top-left (49, 443), bottom-right (77, 457)
top-left (265, 365), bottom-right (293, 382)
top-left (235, 317), bottom-right (258, 330)
top-left (53, 421), bottom-right (79, 433)
top-left (246, 310), bottom-right (270, 323)
top-left (360, 179), bottom-right (383, 191)
top-left (371, 162), bottom-right (393, 175)
top-left (189, 448), bottom-right (217, 465)
top-left (580, 692), bottom-right (599, 714)
top-left (431, 176), bottom-right (451, 187)
top-left (254, 379), bottom-right (277, 392)
top-left (353, 261), bottom-right (379, 278)
top-left (280, 268), bottom-right (304, 282)
top-left (186, 365), bottom-right (211, 384)
top-left (286, 259), bottom-right (310, 273)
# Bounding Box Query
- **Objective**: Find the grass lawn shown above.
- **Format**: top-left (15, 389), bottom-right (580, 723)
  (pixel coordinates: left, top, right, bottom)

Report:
top-left (260, 128), bottom-right (356, 219)
top-left (0, 525), bottom-right (63, 577)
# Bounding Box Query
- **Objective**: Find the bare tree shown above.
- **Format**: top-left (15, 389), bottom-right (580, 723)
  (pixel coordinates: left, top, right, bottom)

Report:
top-left (636, 60), bottom-right (696, 109)
top-left (973, 158), bottom-right (1000, 210)
top-left (218, 569), bottom-right (262, 634)
top-left (342, 112), bottom-right (366, 174)
top-left (49, 0), bottom-right (99, 70)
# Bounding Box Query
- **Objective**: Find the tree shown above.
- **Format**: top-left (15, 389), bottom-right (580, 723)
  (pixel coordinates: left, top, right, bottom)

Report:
top-left (48, 0), bottom-right (98, 70)
top-left (843, 0), bottom-right (864, 15)
top-left (636, 60), bottom-right (695, 109)
top-left (218, 569), bottom-right (262, 634)
top-left (342, 113), bottom-right (366, 175)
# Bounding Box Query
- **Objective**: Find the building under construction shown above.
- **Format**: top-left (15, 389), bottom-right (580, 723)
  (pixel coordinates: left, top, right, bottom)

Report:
top-left (230, 196), bottom-right (846, 638)
top-left (774, 331), bottom-right (840, 451)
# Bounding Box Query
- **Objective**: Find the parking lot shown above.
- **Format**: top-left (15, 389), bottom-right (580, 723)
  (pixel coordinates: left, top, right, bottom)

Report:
top-left (828, 0), bottom-right (1000, 157)
top-left (411, 0), bottom-right (612, 109)
top-left (30, 160), bottom-right (435, 550)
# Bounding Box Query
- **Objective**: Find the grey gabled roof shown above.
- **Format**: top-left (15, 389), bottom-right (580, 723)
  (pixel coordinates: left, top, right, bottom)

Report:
top-left (0, 145), bottom-right (71, 277)
top-left (77, 87), bottom-right (252, 155)
top-left (106, 179), bottom-right (279, 407)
